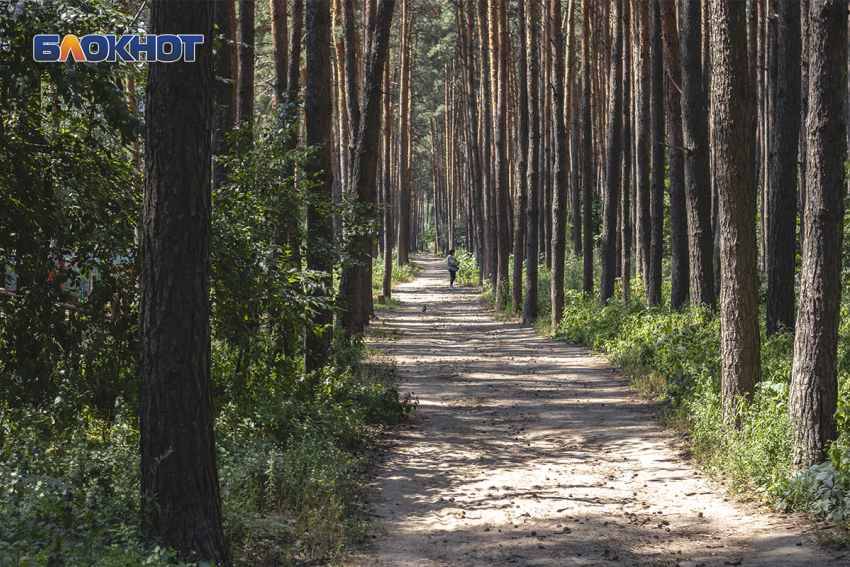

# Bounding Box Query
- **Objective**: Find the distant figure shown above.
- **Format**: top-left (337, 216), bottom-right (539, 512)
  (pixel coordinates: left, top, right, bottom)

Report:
top-left (422, 305), bottom-right (427, 313)
top-left (446, 249), bottom-right (459, 290)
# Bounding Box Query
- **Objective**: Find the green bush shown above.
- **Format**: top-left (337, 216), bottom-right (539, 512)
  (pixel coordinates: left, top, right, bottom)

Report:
top-left (455, 250), bottom-right (480, 287)
top-left (372, 251), bottom-right (419, 289)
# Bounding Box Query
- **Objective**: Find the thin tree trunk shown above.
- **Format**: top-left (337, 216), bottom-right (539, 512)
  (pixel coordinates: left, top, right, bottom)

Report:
top-left (523, 0), bottom-right (540, 325)
top-left (381, 40), bottom-right (393, 300)
top-left (271, 0), bottom-right (288, 103)
top-left (680, 0), bottom-right (715, 309)
top-left (397, 0), bottom-right (411, 265)
top-left (571, 26), bottom-right (582, 260)
top-left (660, 0), bottom-right (687, 310)
top-left (647, 0), bottom-right (664, 307)
top-left (237, 0), bottom-right (254, 140)
top-left (551, 0), bottom-right (569, 325)
top-left (799, 0), bottom-right (809, 255)
top-left (494, 0), bottom-right (510, 308)
top-left (600, 0), bottom-right (623, 306)
top-left (213, 0), bottom-right (236, 193)
top-left (343, 0), bottom-right (361, 184)
top-left (710, 0), bottom-right (760, 428)
top-left (581, 0), bottom-right (594, 296)
top-left (304, 0), bottom-right (335, 374)
top-left (513, 0), bottom-right (529, 313)
top-left (140, 3), bottom-right (229, 562)
top-left (475, 0), bottom-right (493, 282)
top-left (338, 0), bottom-right (396, 337)
top-left (620, 0), bottom-right (632, 302)
top-left (283, 0), bottom-right (304, 266)
top-left (766, 0), bottom-right (801, 336)
top-left (789, 0), bottom-right (847, 467)
top-left (636, 0), bottom-right (651, 289)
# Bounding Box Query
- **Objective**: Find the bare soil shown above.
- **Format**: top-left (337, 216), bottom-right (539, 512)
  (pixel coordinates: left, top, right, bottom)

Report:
top-left (348, 253), bottom-right (846, 567)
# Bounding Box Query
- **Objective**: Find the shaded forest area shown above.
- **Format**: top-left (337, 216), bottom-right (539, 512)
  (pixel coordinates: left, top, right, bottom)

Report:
top-left (2, 0), bottom-right (850, 565)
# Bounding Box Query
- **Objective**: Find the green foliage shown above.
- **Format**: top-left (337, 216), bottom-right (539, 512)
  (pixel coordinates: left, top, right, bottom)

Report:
top-left (372, 251), bottom-right (419, 290)
top-left (454, 250), bottom-right (479, 287)
top-left (0, 0), bottom-right (142, 416)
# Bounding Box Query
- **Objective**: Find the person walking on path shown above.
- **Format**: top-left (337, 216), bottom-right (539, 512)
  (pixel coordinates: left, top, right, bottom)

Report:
top-left (446, 249), bottom-right (459, 290)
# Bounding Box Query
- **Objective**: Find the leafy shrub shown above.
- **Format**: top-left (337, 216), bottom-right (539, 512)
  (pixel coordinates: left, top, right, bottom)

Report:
top-left (455, 250), bottom-right (480, 287)
top-left (372, 251), bottom-right (419, 289)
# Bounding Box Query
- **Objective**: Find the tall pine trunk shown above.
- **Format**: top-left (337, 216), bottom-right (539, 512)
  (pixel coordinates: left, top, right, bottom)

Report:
top-left (304, 0), bottom-right (335, 374)
top-left (513, 0), bottom-right (529, 314)
top-left (636, 0), bottom-right (651, 288)
top-left (338, 0), bottom-right (396, 337)
top-left (680, 0), bottom-right (715, 309)
top-left (789, 0), bottom-right (847, 467)
top-left (213, 0), bottom-right (236, 193)
top-left (140, 3), bottom-right (229, 562)
top-left (581, 0), bottom-right (594, 296)
top-left (710, 0), bottom-right (760, 427)
top-left (550, 0), bottom-right (569, 326)
top-left (494, 0), bottom-right (510, 308)
top-left (600, 0), bottom-right (623, 306)
top-left (396, 0), bottom-right (411, 265)
top-left (237, 0), bottom-right (254, 140)
top-left (660, 0), bottom-right (687, 310)
top-left (765, 0), bottom-right (801, 336)
top-left (620, 0), bottom-right (632, 302)
top-left (381, 41), bottom-right (393, 300)
top-left (523, 0), bottom-right (540, 325)
top-left (647, 0), bottom-right (664, 307)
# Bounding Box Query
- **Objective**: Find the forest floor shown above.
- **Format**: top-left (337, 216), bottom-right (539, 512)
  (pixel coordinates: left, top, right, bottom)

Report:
top-left (346, 253), bottom-right (845, 567)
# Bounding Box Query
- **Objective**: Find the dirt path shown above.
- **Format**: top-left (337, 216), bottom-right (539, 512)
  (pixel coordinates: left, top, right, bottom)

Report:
top-left (352, 253), bottom-right (844, 567)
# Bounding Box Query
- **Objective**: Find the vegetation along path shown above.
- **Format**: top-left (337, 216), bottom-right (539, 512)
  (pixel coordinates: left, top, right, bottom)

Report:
top-left (353, 254), bottom-right (839, 567)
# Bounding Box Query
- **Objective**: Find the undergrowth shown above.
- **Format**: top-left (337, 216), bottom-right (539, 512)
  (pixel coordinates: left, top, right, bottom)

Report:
top-left (0, 335), bottom-right (416, 566)
top-left (372, 250), bottom-right (419, 290)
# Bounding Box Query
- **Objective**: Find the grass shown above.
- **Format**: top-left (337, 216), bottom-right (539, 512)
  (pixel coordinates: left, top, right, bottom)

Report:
top-left (373, 296), bottom-right (401, 312)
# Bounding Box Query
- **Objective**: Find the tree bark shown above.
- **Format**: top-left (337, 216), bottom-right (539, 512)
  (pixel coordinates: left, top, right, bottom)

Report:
top-left (282, 0), bottom-right (304, 266)
top-left (338, 0), bottom-right (395, 338)
top-left (600, 0), bottom-right (623, 306)
top-left (660, 0), bottom-right (687, 310)
top-left (789, 0), bottom-right (847, 467)
top-left (396, 0), bottom-right (411, 265)
top-left (271, 0), bottom-right (288, 103)
top-left (494, 0), bottom-right (510, 308)
top-left (710, 0), bottom-right (760, 428)
top-left (523, 0), bottom-right (540, 325)
top-left (620, 0), bottom-right (632, 302)
top-left (304, 0), bottom-right (335, 373)
top-left (581, 0), bottom-right (594, 296)
top-left (342, 0), bottom-right (361, 185)
top-left (648, 0), bottom-right (664, 307)
top-left (636, 0), bottom-right (651, 288)
top-left (213, 0), bottom-right (236, 193)
top-left (477, 0), bottom-right (494, 282)
top-left (550, 0), bottom-right (569, 325)
top-left (680, 0), bottom-right (715, 309)
top-left (237, 0), bottom-right (254, 140)
top-left (381, 40), bottom-right (393, 300)
top-left (140, 2), bottom-right (229, 562)
top-left (765, 0), bottom-right (801, 336)
top-left (512, 0), bottom-right (529, 314)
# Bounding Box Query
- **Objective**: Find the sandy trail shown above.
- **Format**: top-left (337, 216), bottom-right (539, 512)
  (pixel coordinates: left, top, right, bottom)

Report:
top-left (352, 254), bottom-right (844, 567)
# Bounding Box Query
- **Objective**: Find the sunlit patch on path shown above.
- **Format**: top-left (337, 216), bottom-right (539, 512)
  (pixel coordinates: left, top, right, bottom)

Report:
top-left (348, 254), bottom-right (837, 567)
